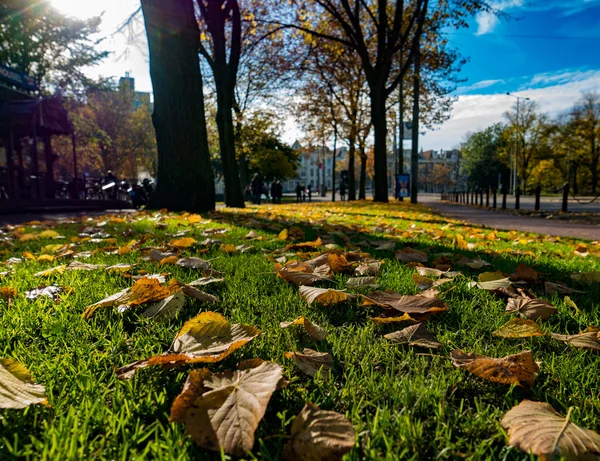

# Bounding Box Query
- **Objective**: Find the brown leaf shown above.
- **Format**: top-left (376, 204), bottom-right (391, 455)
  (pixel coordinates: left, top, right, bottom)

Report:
top-left (170, 237), bottom-right (196, 249)
top-left (115, 312), bottom-right (260, 379)
top-left (346, 277), bottom-right (378, 289)
top-left (450, 350), bottom-right (539, 387)
top-left (544, 281), bottom-right (583, 295)
top-left (468, 277), bottom-right (512, 291)
top-left (66, 261), bottom-right (106, 271)
top-left (371, 313), bottom-right (420, 325)
top-left (511, 263), bottom-right (539, 282)
top-left (0, 359), bottom-right (47, 409)
top-left (384, 323), bottom-right (442, 348)
top-left (285, 348), bottom-right (333, 380)
top-left (571, 271), bottom-right (600, 283)
top-left (395, 247), bottom-right (428, 263)
top-left (283, 403), bottom-right (355, 461)
top-left (361, 291), bottom-right (448, 315)
top-left (492, 318), bottom-right (546, 338)
top-left (286, 237), bottom-right (322, 251)
top-left (551, 326), bottom-right (600, 352)
top-left (141, 290), bottom-right (186, 321)
top-left (280, 317), bottom-right (327, 341)
top-left (354, 261), bottom-right (382, 276)
top-left (506, 297), bottom-right (558, 320)
top-left (299, 286), bottom-right (351, 306)
top-left (169, 361), bottom-right (283, 457)
top-left (501, 400), bottom-right (600, 460)
top-left (458, 256), bottom-right (492, 269)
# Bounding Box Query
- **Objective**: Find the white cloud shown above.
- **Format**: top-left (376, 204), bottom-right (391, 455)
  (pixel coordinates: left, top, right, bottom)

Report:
top-left (420, 69), bottom-right (600, 150)
top-left (475, 0), bottom-right (524, 35)
top-left (457, 79), bottom-right (503, 93)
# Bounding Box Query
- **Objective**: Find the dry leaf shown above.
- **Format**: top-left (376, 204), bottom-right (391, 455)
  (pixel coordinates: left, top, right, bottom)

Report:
top-left (169, 361), bottom-right (282, 457)
top-left (564, 296), bottom-right (581, 313)
top-left (551, 326), bottom-right (600, 352)
top-left (115, 312), bottom-right (260, 379)
top-left (506, 297), bottom-right (558, 320)
top-left (501, 400), bottom-right (600, 460)
top-left (493, 318), bottom-right (545, 338)
top-left (170, 237), bottom-right (196, 249)
top-left (450, 350), bottom-right (538, 387)
top-left (395, 247), bottom-right (428, 263)
top-left (25, 285), bottom-right (61, 300)
top-left (544, 281), bottom-right (583, 295)
top-left (361, 292), bottom-right (448, 315)
top-left (176, 257), bottom-right (211, 270)
top-left (286, 238), bottom-right (322, 251)
top-left (160, 255), bottom-right (179, 265)
top-left (458, 256), bottom-right (491, 269)
top-left (283, 403), bottom-right (355, 461)
top-left (384, 323), bottom-right (442, 348)
top-left (106, 263), bottom-right (137, 273)
top-left (371, 313), bottom-right (419, 325)
top-left (34, 265), bottom-right (66, 277)
top-left (276, 266), bottom-right (333, 286)
top-left (511, 264), bottom-right (539, 282)
top-left (299, 286), bottom-right (350, 306)
top-left (571, 271), bottom-right (600, 283)
top-left (278, 228), bottom-right (289, 240)
top-left (285, 348), bottom-right (333, 380)
top-left (280, 317), bottom-right (327, 341)
top-left (354, 261), bottom-right (382, 276)
top-left (468, 277), bottom-right (512, 291)
top-left (66, 261), bottom-right (106, 271)
top-left (346, 277), bottom-right (378, 289)
top-left (289, 226), bottom-right (306, 240)
top-left (0, 359), bottom-right (47, 409)
top-left (141, 290), bottom-right (186, 321)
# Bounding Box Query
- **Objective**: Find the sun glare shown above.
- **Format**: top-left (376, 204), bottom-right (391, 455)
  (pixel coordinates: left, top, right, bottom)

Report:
top-left (49, 0), bottom-right (104, 19)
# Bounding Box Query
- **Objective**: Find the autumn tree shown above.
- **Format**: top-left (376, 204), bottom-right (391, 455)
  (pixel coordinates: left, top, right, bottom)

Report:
top-left (460, 124), bottom-right (509, 190)
top-left (141, 0), bottom-right (215, 212)
top-left (0, 0), bottom-right (107, 93)
top-left (570, 92), bottom-right (600, 193)
top-left (282, 0), bottom-right (487, 202)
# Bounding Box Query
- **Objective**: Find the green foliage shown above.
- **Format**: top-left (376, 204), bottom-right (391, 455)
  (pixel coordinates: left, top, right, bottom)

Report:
top-left (248, 135), bottom-right (298, 180)
top-left (461, 124), bottom-right (509, 190)
top-left (0, 0), bottom-right (107, 93)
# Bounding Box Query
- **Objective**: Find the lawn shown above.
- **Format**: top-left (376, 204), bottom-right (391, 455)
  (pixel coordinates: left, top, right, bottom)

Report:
top-left (1, 200), bottom-right (599, 460)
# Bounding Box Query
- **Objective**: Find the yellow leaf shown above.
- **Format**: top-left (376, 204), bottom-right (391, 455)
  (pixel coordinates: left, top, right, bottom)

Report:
top-left (39, 230), bottom-right (60, 239)
top-left (171, 237), bottom-right (196, 249)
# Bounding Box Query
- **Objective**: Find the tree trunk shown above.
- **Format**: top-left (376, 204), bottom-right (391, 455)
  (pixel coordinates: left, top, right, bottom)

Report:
top-left (331, 128), bottom-right (337, 202)
top-left (359, 153), bottom-right (367, 199)
top-left (215, 83), bottom-right (245, 207)
top-left (141, 0), bottom-right (215, 211)
top-left (410, 45), bottom-right (420, 204)
top-left (348, 137), bottom-right (356, 201)
top-left (370, 84), bottom-right (388, 202)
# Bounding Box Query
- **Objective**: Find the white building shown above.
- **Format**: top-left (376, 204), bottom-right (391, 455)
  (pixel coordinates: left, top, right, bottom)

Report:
top-left (283, 141), bottom-right (347, 193)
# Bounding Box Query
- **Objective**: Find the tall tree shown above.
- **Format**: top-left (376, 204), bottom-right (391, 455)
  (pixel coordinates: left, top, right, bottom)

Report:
top-left (197, 0), bottom-right (245, 207)
top-left (571, 92), bottom-right (600, 193)
top-left (0, 0), bottom-right (107, 93)
top-left (141, 0), bottom-right (215, 212)
top-left (283, 0), bottom-right (486, 202)
top-left (461, 124), bottom-right (509, 190)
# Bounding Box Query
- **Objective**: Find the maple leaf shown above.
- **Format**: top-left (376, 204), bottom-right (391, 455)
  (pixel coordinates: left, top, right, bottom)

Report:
top-left (450, 350), bottom-right (539, 387)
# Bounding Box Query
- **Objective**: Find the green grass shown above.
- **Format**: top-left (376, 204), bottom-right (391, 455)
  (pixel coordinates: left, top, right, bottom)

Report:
top-left (0, 200), bottom-right (599, 460)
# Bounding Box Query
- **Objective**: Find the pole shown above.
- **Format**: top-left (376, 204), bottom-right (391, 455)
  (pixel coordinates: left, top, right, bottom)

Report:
top-left (410, 39), bottom-right (420, 204)
top-left (514, 98), bottom-right (520, 195)
top-left (398, 67), bottom-right (404, 201)
top-left (331, 126), bottom-right (337, 201)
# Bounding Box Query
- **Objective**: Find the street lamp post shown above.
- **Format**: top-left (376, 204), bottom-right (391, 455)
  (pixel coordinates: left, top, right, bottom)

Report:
top-left (506, 93), bottom-right (530, 195)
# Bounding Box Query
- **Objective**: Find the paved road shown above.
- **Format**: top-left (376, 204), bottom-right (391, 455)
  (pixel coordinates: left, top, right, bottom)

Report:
top-left (451, 193), bottom-right (600, 213)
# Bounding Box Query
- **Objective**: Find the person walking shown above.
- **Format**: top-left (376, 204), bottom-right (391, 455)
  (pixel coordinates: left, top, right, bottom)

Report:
top-left (307, 184), bottom-right (312, 202)
top-left (295, 183), bottom-right (302, 203)
top-left (251, 173), bottom-right (264, 205)
top-left (301, 184), bottom-right (307, 202)
top-left (270, 180), bottom-right (277, 204)
top-left (340, 181), bottom-right (347, 201)
top-left (275, 180), bottom-right (283, 204)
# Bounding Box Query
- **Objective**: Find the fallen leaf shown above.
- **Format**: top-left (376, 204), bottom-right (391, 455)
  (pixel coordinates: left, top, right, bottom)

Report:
top-left (176, 257), bottom-right (211, 270)
top-left (278, 228), bottom-right (289, 240)
top-left (299, 286), bottom-right (351, 306)
top-left (34, 265), bottom-right (66, 277)
top-left (244, 230), bottom-right (260, 239)
top-left (346, 277), bottom-right (379, 289)
top-left (354, 261), bottom-right (382, 277)
top-left (0, 358), bottom-right (47, 408)
top-left (450, 350), bottom-right (538, 387)
top-left (39, 230), bottom-right (60, 239)
top-left (384, 323), bottom-right (442, 348)
top-left (361, 292), bottom-right (448, 315)
top-left (276, 266), bottom-right (333, 286)
top-left (286, 237), bottom-right (322, 251)
top-left (141, 290), bottom-right (186, 321)
top-left (395, 247), bottom-right (428, 263)
top-left (37, 254), bottom-right (54, 263)
top-left (571, 271), bottom-right (600, 283)
top-left (551, 326), bottom-right (600, 352)
top-left (283, 403), bottom-right (355, 461)
top-left (169, 361), bottom-right (282, 456)
top-left (0, 286), bottom-right (17, 301)
top-left (280, 317), bottom-right (327, 341)
top-left (564, 296), bottom-right (581, 313)
top-left (19, 233), bottom-right (38, 242)
top-left (478, 271), bottom-right (506, 282)
top-left (66, 261), bottom-right (106, 271)
top-left (506, 297), bottom-right (558, 320)
top-left (371, 313), bottom-right (420, 325)
top-left (511, 264), bottom-right (539, 282)
top-left (115, 312), bottom-right (260, 379)
top-left (501, 400), bottom-right (600, 460)
top-left (106, 263), bottom-right (137, 273)
top-left (468, 277), bottom-right (512, 291)
top-left (171, 237), bottom-right (196, 249)
top-left (544, 281), bottom-right (583, 295)
top-left (458, 256), bottom-right (491, 269)
top-left (492, 318), bottom-right (545, 338)
top-left (148, 249), bottom-right (177, 262)
top-left (285, 348), bottom-right (333, 380)
top-left (25, 285), bottom-right (61, 300)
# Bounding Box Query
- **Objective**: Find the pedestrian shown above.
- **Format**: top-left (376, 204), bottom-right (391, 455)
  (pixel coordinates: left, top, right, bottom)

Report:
top-left (270, 180), bottom-right (277, 203)
top-left (307, 184), bottom-right (312, 202)
top-left (301, 184), bottom-right (307, 202)
top-left (275, 180), bottom-right (283, 204)
top-left (295, 183), bottom-right (302, 203)
top-left (251, 173), bottom-right (264, 205)
top-left (340, 181), bottom-right (347, 201)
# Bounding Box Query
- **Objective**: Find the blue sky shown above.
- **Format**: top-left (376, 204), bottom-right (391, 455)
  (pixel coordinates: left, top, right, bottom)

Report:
top-left (419, 0), bottom-right (600, 149)
top-left (50, 0), bottom-right (600, 150)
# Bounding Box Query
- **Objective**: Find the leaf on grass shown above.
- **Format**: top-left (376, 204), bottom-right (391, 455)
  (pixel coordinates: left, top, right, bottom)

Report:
top-left (160, 255), bottom-right (179, 265)
top-left (244, 230), bottom-right (260, 239)
top-left (544, 281), bottom-right (583, 295)
top-left (176, 257), bottom-right (211, 270)
top-left (148, 249), bottom-right (177, 262)
top-left (384, 323), bottom-right (442, 348)
top-left (492, 318), bottom-right (545, 338)
top-left (571, 271), bottom-right (600, 283)
top-left (506, 297), bottom-right (558, 320)
top-left (169, 361), bottom-right (282, 457)
top-left (563, 296), bottom-right (581, 313)
top-left (275, 265), bottom-right (333, 286)
top-left (511, 263), bottom-right (539, 282)
top-left (395, 247), bottom-right (428, 263)
top-left (115, 312), bottom-right (260, 379)
top-left (39, 230), bottom-right (60, 239)
top-left (141, 290), bottom-right (186, 321)
top-left (354, 261), bottom-right (382, 276)
top-left (361, 292), bottom-right (448, 315)
top-left (283, 403), bottom-right (355, 461)
top-left (286, 237), bottom-right (322, 251)
top-left (170, 237), bottom-right (197, 249)
top-left (346, 277), bottom-right (378, 289)
top-left (280, 317), bottom-right (327, 341)
top-left (450, 350), bottom-right (538, 387)
top-left (299, 286), bottom-right (351, 306)
top-left (0, 359), bottom-right (47, 409)
top-left (34, 265), bottom-right (66, 277)
top-left (187, 276), bottom-right (224, 286)
top-left (501, 400), bottom-right (600, 460)
top-left (179, 285), bottom-right (219, 303)
top-left (416, 267), bottom-right (445, 277)
top-left (551, 326), bottom-right (600, 352)
top-left (278, 228), bottom-right (289, 240)
top-left (371, 313), bottom-right (419, 325)
top-left (285, 348), bottom-right (333, 380)
top-left (106, 263), bottom-right (137, 273)
top-left (25, 285), bottom-right (61, 300)
top-left (0, 286), bottom-right (17, 301)
top-left (66, 261), bottom-right (106, 271)
top-left (468, 277), bottom-right (512, 291)
top-left (458, 255), bottom-right (491, 269)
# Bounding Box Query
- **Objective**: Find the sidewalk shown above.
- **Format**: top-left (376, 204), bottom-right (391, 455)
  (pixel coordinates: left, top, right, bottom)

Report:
top-left (426, 201), bottom-right (600, 241)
